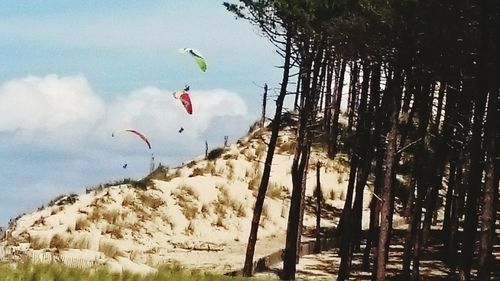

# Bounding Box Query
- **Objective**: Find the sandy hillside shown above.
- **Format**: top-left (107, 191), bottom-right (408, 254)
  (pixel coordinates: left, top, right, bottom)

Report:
top-left (1, 120), bottom-right (373, 274)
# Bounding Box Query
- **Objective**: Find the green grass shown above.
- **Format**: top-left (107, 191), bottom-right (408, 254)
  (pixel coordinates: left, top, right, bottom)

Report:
top-left (0, 262), bottom-right (273, 281)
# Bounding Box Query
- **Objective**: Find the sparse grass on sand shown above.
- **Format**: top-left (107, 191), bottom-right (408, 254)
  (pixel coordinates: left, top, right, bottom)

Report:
top-left (0, 262), bottom-right (273, 281)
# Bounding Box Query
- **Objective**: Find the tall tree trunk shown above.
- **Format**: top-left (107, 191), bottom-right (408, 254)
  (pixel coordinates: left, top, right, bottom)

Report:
top-left (434, 82), bottom-right (446, 129)
top-left (375, 65), bottom-right (403, 281)
top-left (350, 63), bottom-right (372, 251)
top-left (442, 159), bottom-right (457, 244)
top-left (242, 33), bottom-right (292, 277)
top-left (314, 162), bottom-right (322, 253)
top-left (294, 66), bottom-right (302, 111)
top-left (477, 83), bottom-right (499, 281)
top-left (324, 54), bottom-right (334, 145)
top-left (296, 44), bottom-right (324, 261)
top-left (261, 83), bottom-right (268, 127)
top-left (363, 64), bottom-right (384, 270)
top-left (459, 6), bottom-right (490, 278)
top-left (282, 37), bottom-right (314, 280)
top-left (337, 155), bottom-right (357, 281)
top-left (347, 62), bottom-right (359, 132)
top-left (329, 60), bottom-right (347, 158)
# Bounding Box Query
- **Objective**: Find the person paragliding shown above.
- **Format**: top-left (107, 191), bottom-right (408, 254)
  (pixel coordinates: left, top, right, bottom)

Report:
top-left (178, 48), bottom-right (207, 72)
top-left (173, 86), bottom-right (193, 115)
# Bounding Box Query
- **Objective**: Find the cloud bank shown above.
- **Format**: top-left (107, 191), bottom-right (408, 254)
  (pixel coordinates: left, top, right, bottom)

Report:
top-left (0, 74), bottom-right (250, 148)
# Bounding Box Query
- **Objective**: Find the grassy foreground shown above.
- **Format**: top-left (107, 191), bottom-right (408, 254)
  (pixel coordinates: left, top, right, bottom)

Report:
top-left (0, 262), bottom-right (270, 281)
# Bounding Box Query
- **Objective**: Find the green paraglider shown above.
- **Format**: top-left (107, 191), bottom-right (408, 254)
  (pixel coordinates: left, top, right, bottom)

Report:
top-left (179, 48), bottom-right (207, 72)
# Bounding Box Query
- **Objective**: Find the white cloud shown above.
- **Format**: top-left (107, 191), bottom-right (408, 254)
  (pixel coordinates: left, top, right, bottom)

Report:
top-left (0, 74), bottom-right (251, 152)
top-left (0, 74), bottom-right (105, 133)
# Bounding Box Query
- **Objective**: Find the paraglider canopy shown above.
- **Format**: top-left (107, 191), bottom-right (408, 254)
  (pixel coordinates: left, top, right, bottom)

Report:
top-left (178, 48), bottom-right (207, 72)
top-left (112, 129), bottom-right (152, 150)
top-left (173, 86), bottom-right (193, 115)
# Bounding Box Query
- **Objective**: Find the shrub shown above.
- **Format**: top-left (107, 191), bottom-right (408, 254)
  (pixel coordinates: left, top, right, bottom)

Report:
top-left (207, 147), bottom-right (225, 160)
top-left (48, 193), bottom-right (78, 207)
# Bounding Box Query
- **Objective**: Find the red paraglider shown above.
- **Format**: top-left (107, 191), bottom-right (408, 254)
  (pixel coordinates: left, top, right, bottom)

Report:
top-left (112, 129), bottom-right (152, 150)
top-left (173, 86), bottom-right (193, 115)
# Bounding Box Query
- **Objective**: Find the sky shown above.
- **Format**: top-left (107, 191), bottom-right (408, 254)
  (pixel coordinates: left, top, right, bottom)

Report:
top-left (0, 1), bottom-right (285, 226)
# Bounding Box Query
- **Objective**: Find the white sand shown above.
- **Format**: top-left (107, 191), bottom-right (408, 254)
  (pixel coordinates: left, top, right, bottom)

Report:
top-left (2, 124), bottom-right (373, 275)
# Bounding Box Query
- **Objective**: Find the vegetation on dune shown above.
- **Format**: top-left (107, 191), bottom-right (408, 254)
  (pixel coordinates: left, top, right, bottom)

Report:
top-left (0, 262), bottom-right (272, 281)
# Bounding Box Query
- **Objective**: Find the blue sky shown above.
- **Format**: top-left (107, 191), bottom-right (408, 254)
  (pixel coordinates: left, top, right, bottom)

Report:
top-left (0, 1), bottom-right (285, 226)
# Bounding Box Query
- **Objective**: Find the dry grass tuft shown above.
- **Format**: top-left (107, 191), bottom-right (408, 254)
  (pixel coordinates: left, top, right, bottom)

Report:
top-left (105, 225), bottom-right (123, 239)
top-left (122, 193), bottom-right (135, 207)
top-left (139, 193), bottom-right (164, 209)
top-left (30, 236), bottom-right (49, 250)
top-left (69, 236), bottom-right (90, 250)
top-left (223, 153), bottom-right (238, 160)
top-left (267, 182), bottom-right (283, 199)
top-left (174, 184), bottom-right (200, 220)
top-left (216, 186), bottom-right (246, 218)
top-left (49, 234), bottom-right (67, 249)
top-left (206, 161), bottom-right (216, 175)
top-left (75, 217), bottom-right (90, 231)
top-left (99, 240), bottom-right (124, 258)
top-left (261, 203), bottom-right (270, 221)
top-left (226, 160), bottom-right (235, 181)
top-left (102, 209), bottom-right (121, 225)
top-left (243, 148), bottom-right (256, 161)
top-left (278, 140), bottom-right (296, 154)
top-left (248, 169), bottom-right (262, 190)
top-left (190, 167), bottom-right (205, 177)
top-left (245, 168), bottom-right (254, 178)
top-left (255, 143), bottom-right (267, 158)
top-left (88, 207), bottom-right (103, 222)
top-left (32, 216), bottom-right (46, 227)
